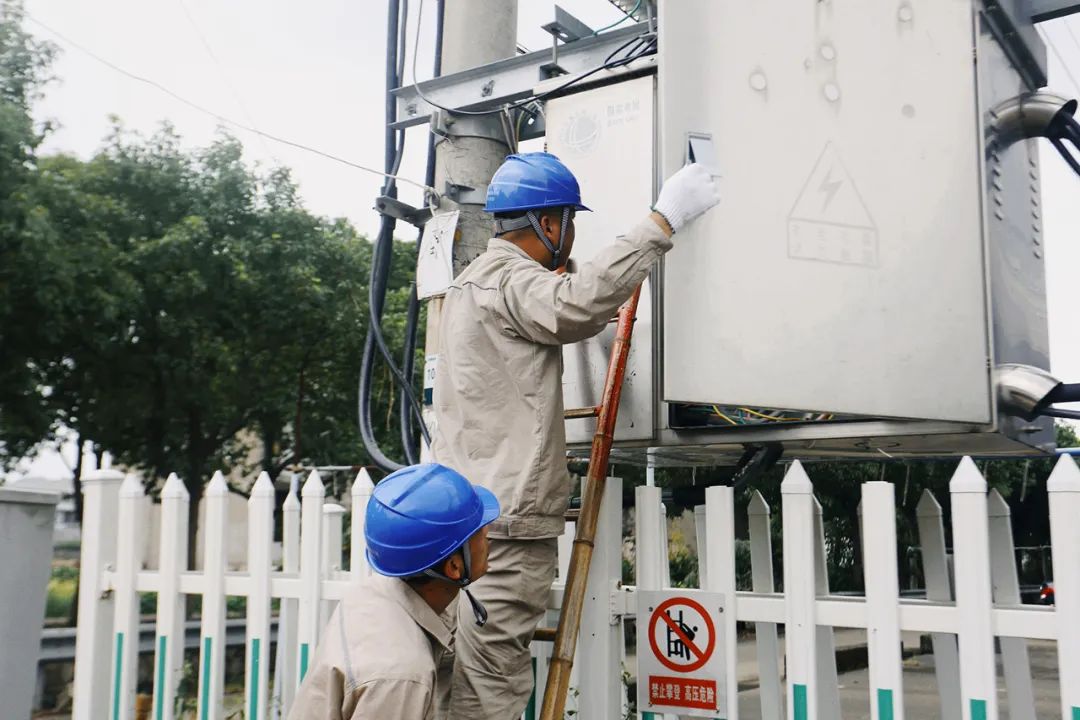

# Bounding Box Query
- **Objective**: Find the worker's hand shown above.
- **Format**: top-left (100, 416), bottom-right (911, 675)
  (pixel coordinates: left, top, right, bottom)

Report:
top-left (652, 163), bottom-right (720, 233)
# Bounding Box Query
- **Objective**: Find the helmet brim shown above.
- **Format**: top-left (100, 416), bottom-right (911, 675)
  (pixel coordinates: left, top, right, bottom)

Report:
top-left (483, 202), bottom-right (592, 213)
top-left (476, 486), bottom-right (500, 526)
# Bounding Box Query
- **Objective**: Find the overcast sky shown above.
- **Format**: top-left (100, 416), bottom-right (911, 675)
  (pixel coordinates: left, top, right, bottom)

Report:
top-left (10, 1), bottom-right (1080, 478)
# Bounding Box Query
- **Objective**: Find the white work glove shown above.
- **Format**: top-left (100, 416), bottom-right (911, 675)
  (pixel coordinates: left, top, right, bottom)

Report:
top-left (652, 163), bottom-right (721, 233)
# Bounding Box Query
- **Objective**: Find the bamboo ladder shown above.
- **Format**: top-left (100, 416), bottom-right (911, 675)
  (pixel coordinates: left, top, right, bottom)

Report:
top-left (535, 284), bottom-right (643, 720)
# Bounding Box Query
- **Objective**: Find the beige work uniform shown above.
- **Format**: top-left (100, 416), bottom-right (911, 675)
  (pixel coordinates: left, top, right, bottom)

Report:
top-left (431, 217), bottom-right (672, 719)
top-left (288, 573), bottom-right (454, 720)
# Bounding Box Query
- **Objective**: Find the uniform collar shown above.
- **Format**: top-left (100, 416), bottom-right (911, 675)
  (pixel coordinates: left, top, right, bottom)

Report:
top-left (487, 236), bottom-right (531, 259)
top-left (370, 573), bottom-right (455, 651)
top-left (487, 237), bottom-right (577, 273)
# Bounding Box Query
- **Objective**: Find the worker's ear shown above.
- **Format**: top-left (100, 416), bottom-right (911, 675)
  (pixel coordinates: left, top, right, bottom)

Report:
top-left (538, 210), bottom-right (559, 239)
top-left (441, 552), bottom-right (465, 583)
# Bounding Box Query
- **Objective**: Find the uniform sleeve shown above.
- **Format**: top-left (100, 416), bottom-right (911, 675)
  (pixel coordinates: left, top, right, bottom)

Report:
top-left (287, 664), bottom-right (347, 720)
top-left (346, 679), bottom-right (433, 720)
top-left (496, 216), bottom-right (673, 345)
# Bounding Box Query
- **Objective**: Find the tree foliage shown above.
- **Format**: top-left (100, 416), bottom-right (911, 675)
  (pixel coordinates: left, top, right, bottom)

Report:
top-left (0, 0), bottom-right (58, 461)
top-left (0, 5), bottom-right (421, 509)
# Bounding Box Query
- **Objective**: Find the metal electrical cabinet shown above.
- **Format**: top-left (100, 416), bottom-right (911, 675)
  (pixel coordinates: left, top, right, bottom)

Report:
top-left (649, 0), bottom-right (1054, 460)
top-left (555, 0), bottom-right (1055, 462)
top-left (549, 75), bottom-right (657, 445)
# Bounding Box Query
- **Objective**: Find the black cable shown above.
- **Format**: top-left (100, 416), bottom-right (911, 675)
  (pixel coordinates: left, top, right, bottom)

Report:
top-left (400, 0), bottom-right (444, 463)
top-left (400, 283), bottom-right (422, 463)
top-left (1047, 114), bottom-right (1080, 179)
top-left (1040, 407), bottom-right (1080, 421)
top-left (1047, 382), bottom-right (1080, 405)
top-left (359, 0), bottom-right (408, 471)
top-left (1050, 136), bottom-right (1080, 177)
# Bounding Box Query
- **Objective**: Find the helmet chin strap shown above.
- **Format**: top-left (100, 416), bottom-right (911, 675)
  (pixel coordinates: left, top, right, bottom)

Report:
top-left (494, 207), bottom-right (571, 271)
top-left (423, 546), bottom-right (488, 627)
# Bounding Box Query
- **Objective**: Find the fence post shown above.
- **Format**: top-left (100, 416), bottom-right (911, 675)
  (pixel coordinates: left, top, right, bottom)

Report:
top-left (153, 474), bottom-right (189, 720)
top-left (1047, 454), bottom-right (1080, 720)
top-left (110, 474), bottom-right (145, 720)
top-left (196, 472), bottom-right (228, 720)
top-left (812, 498), bottom-right (842, 720)
top-left (861, 481), bottom-right (904, 720)
top-left (73, 468), bottom-right (124, 720)
top-left (272, 480), bottom-right (301, 717)
top-left (782, 461), bottom-right (817, 720)
top-left (350, 469), bottom-right (374, 577)
top-left (297, 471), bottom-right (325, 685)
top-left (635, 485), bottom-right (664, 720)
top-left (321, 503), bottom-right (345, 628)
top-left (705, 485), bottom-right (739, 720)
top-left (246, 473), bottom-right (275, 720)
top-left (695, 504), bottom-right (709, 589)
top-left (916, 490), bottom-right (961, 720)
top-left (986, 489), bottom-right (1035, 720)
top-left (748, 491), bottom-right (783, 720)
top-left (949, 457), bottom-right (998, 720)
top-left (576, 477), bottom-right (624, 718)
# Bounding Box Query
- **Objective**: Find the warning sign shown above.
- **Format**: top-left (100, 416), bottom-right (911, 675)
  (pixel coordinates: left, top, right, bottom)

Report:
top-left (787, 143), bottom-right (879, 268)
top-left (637, 590), bottom-right (727, 718)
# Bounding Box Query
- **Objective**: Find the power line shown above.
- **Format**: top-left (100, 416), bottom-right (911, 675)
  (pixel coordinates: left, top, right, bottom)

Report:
top-left (174, 0), bottom-right (277, 161)
top-left (23, 12), bottom-right (436, 196)
top-left (1038, 23), bottom-right (1080, 98)
top-left (1063, 16), bottom-right (1080, 59)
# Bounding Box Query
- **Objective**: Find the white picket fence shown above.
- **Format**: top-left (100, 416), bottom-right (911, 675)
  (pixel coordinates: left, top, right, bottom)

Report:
top-left (71, 456), bottom-right (1080, 720)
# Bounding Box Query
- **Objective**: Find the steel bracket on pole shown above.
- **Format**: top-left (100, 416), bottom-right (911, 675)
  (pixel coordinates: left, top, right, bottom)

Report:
top-left (444, 181), bottom-right (488, 206)
top-left (982, 0), bottom-right (1048, 90)
top-left (392, 23), bottom-right (652, 129)
top-left (430, 109), bottom-right (508, 144)
top-left (374, 196), bottom-right (434, 228)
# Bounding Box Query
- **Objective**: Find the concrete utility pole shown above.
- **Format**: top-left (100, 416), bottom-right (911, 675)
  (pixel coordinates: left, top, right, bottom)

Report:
top-left (422, 0), bottom-right (518, 457)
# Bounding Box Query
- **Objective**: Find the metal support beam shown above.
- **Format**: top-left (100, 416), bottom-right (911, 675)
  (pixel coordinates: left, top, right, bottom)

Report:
top-left (1031, 0), bottom-right (1080, 22)
top-left (984, 0), bottom-right (1049, 89)
top-left (392, 22), bottom-right (651, 128)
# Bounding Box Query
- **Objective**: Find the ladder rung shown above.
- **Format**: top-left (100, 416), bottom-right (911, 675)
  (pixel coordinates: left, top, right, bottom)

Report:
top-left (565, 406), bottom-right (601, 419)
top-left (533, 627), bottom-right (557, 643)
top-left (564, 509), bottom-right (580, 521)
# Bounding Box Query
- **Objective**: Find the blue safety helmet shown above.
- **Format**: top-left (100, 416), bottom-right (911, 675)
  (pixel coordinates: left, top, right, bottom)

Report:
top-left (365, 463), bottom-right (499, 579)
top-left (485, 153), bottom-right (590, 270)
top-left (484, 152), bottom-right (590, 214)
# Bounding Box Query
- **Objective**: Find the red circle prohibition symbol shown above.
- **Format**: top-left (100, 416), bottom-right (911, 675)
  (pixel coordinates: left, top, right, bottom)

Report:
top-left (647, 596), bottom-right (716, 673)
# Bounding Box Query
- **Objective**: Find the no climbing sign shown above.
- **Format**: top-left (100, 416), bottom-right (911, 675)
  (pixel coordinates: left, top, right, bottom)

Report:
top-left (636, 590), bottom-right (727, 718)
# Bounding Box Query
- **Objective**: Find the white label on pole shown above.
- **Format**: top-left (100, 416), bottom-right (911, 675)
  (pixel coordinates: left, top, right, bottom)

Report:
top-left (636, 589), bottom-right (727, 719)
top-left (416, 211), bottom-right (459, 299)
top-left (423, 354), bottom-right (439, 405)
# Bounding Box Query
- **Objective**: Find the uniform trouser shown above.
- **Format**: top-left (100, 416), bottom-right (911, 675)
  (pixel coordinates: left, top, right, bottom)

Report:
top-left (447, 537), bottom-right (559, 720)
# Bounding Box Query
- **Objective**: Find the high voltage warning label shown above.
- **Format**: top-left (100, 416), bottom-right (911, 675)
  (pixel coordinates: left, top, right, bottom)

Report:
top-left (637, 590), bottom-right (727, 718)
top-left (787, 143), bottom-right (879, 268)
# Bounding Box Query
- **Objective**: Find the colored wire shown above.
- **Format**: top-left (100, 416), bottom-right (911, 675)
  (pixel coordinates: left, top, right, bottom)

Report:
top-left (593, 0), bottom-right (642, 35)
top-left (711, 407), bottom-right (739, 425)
top-left (738, 407), bottom-right (801, 422)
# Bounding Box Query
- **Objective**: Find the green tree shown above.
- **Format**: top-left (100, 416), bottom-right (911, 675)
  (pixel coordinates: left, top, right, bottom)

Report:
top-left (33, 125), bottom-right (421, 548)
top-left (0, 0), bottom-right (59, 464)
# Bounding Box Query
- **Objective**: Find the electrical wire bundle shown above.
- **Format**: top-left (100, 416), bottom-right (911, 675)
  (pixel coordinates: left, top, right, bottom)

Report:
top-left (1046, 103), bottom-right (1080, 177)
top-left (361, 0), bottom-right (659, 470)
top-left (359, 0), bottom-right (440, 471)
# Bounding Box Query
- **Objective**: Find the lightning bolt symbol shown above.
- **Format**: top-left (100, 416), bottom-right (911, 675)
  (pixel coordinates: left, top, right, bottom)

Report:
top-left (818, 168), bottom-right (842, 211)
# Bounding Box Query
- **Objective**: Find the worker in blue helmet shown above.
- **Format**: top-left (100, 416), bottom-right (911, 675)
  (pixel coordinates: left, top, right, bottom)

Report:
top-left (289, 463), bottom-right (499, 720)
top-left (430, 152), bottom-right (720, 719)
